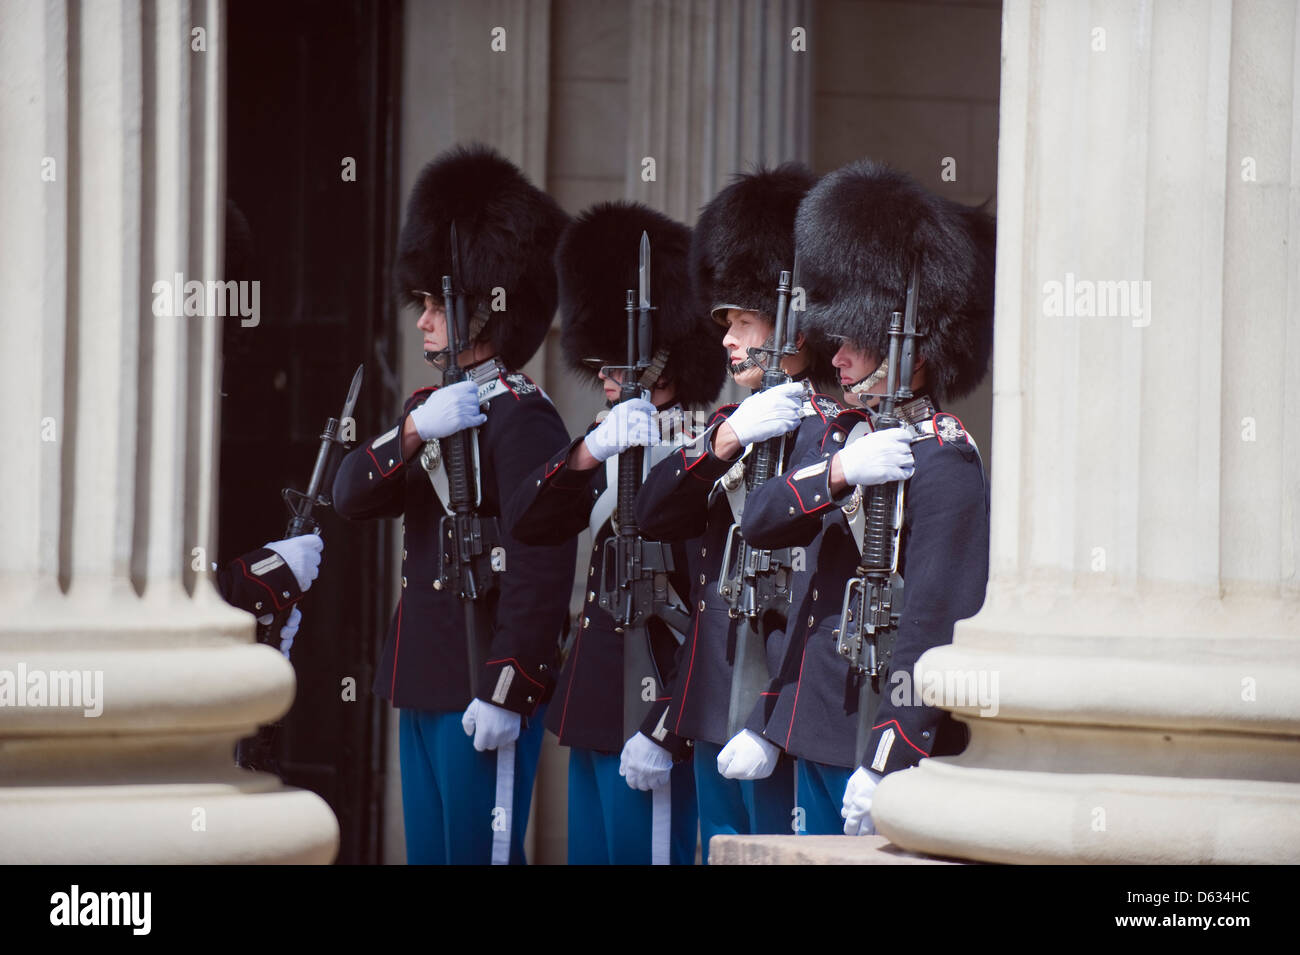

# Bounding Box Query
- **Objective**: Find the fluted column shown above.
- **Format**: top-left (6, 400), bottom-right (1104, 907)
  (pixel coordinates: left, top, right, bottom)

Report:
top-left (874, 0), bottom-right (1300, 864)
top-left (625, 0), bottom-right (811, 222)
top-left (0, 0), bottom-right (337, 863)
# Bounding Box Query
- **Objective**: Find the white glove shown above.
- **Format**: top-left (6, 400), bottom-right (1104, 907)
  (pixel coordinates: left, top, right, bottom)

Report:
top-left (618, 732), bottom-right (674, 791)
top-left (725, 381), bottom-right (806, 447)
top-left (841, 767), bottom-right (883, 836)
top-left (461, 698), bottom-right (522, 752)
top-left (716, 728), bottom-right (780, 780)
top-left (408, 379), bottom-right (487, 441)
top-left (278, 606), bottom-right (302, 659)
top-left (264, 533), bottom-right (324, 592)
top-left (839, 427), bottom-right (915, 486)
top-left (583, 397), bottom-right (657, 462)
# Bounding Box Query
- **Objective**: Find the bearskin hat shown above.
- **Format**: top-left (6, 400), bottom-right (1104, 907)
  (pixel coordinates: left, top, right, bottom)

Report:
top-left (691, 163), bottom-right (838, 392)
top-left (794, 159), bottom-right (996, 401)
top-left (394, 143), bottom-right (570, 370)
top-left (691, 163), bottom-right (816, 321)
top-left (556, 201), bottom-right (726, 410)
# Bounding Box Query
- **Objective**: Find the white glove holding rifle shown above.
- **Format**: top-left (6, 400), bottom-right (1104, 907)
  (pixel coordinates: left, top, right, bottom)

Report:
top-left (462, 698), bottom-right (522, 752)
top-left (263, 533), bottom-right (324, 592)
top-left (408, 380), bottom-right (487, 441)
top-left (722, 380), bottom-right (806, 447)
top-left (837, 427), bottom-right (915, 486)
top-left (583, 397), bottom-right (658, 463)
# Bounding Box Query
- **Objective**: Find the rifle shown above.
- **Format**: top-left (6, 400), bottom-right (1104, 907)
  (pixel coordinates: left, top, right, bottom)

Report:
top-left (423, 222), bottom-right (504, 700)
top-left (238, 363), bottom-right (362, 772)
top-left (716, 267), bottom-right (808, 736)
top-left (597, 231), bottom-right (690, 741)
top-left (835, 254), bottom-right (922, 767)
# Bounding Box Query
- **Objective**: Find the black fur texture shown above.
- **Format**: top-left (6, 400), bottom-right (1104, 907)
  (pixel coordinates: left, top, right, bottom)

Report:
top-left (794, 159), bottom-right (996, 401)
top-left (556, 201), bottom-right (726, 409)
top-left (394, 143), bottom-right (570, 370)
top-left (691, 163), bottom-right (816, 320)
top-left (690, 163), bottom-right (838, 393)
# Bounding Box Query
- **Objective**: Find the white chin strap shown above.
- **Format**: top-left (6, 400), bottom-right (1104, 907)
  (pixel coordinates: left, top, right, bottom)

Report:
top-left (847, 358), bottom-right (890, 396)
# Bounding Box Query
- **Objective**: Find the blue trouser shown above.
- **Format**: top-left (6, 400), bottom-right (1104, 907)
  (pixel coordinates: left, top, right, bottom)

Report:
top-left (692, 740), bottom-right (796, 864)
top-left (399, 706), bottom-right (546, 865)
top-left (566, 747), bottom-right (698, 865)
top-left (796, 759), bottom-right (854, 835)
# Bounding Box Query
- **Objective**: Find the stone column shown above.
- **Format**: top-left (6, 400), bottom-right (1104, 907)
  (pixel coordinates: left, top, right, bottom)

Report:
top-left (0, 0), bottom-right (337, 863)
top-left (873, 0), bottom-right (1300, 864)
top-left (625, 0), bottom-right (811, 222)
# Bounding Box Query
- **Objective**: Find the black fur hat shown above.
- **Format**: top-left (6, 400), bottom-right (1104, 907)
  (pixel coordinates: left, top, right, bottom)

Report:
top-left (794, 159), bottom-right (996, 401)
top-left (691, 163), bottom-right (837, 392)
top-left (394, 143), bottom-right (570, 370)
top-left (556, 201), bottom-right (726, 409)
top-left (691, 163), bottom-right (816, 321)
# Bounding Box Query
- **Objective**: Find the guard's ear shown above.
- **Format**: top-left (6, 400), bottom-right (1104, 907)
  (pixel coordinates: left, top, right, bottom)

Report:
top-left (794, 331), bottom-right (806, 350)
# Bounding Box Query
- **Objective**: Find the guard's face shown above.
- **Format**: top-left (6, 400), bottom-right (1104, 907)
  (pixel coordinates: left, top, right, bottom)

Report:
top-left (596, 367), bottom-right (626, 403)
top-left (832, 340), bottom-right (884, 406)
top-left (721, 309), bottom-right (772, 390)
top-left (416, 294), bottom-right (449, 353)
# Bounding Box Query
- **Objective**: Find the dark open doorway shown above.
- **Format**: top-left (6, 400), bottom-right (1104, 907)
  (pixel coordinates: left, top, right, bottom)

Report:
top-left (221, 0), bottom-right (403, 864)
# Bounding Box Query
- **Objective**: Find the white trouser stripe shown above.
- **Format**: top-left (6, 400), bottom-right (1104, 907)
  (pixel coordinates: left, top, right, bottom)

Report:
top-left (492, 740), bottom-right (515, 865)
top-left (651, 778), bottom-right (671, 865)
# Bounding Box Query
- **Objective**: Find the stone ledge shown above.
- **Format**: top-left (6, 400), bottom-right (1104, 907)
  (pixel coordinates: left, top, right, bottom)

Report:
top-left (708, 834), bottom-right (970, 865)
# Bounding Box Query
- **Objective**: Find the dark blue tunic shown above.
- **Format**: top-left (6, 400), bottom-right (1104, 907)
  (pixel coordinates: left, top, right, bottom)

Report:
top-left (739, 402), bottom-right (990, 773)
top-left (504, 410), bottom-right (701, 756)
top-left (331, 369), bottom-right (577, 717)
top-left (633, 393), bottom-right (843, 748)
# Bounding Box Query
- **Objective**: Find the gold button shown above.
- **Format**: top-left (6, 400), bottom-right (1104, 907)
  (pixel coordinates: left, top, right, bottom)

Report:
top-left (807, 615), bottom-right (815, 628)
top-left (814, 494), bottom-right (821, 502)
top-left (282, 591), bottom-right (290, 598)
top-left (676, 469), bottom-right (682, 476)
top-left (699, 574), bottom-right (706, 585)
top-left (587, 591), bottom-right (595, 602)
top-left (812, 588), bottom-right (819, 601)
top-left (699, 600), bottom-right (706, 612)
top-left (254, 601), bottom-right (263, 610)
top-left (788, 506), bottom-right (795, 515)
top-left (589, 566), bottom-right (595, 577)
top-left (701, 547), bottom-right (707, 557)
top-left (403, 549), bottom-right (407, 559)
top-left (368, 472), bottom-right (374, 480)
top-left (402, 576), bottom-right (407, 588)
top-left (388, 459), bottom-right (395, 467)
top-left (583, 617), bottom-right (590, 628)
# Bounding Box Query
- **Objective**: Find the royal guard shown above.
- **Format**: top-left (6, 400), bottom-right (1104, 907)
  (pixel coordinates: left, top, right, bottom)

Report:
top-left (505, 201), bottom-right (725, 864)
top-left (331, 144), bottom-right (575, 864)
top-left (629, 165), bottom-right (846, 862)
top-left (738, 159), bottom-right (996, 836)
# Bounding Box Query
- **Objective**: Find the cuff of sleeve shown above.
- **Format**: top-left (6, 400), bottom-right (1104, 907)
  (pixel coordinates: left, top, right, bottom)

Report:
top-left (744, 690), bottom-right (781, 737)
top-left (639, 697), bottom-right (693, 762)
top-left (230, 548), bottom-right (305, 615)
top-left (783, 450), bottom-right (838, 515)
top-left (546, 435), bottom-right (600, 490)
top-left (679, 422), bottom-right (743, 483)
top-left (478, 657), bottom-right (555, 718)
top-left (366, 416), bottom-right (409, 476)
top-left (862, 718), bottom-right (930, 775)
